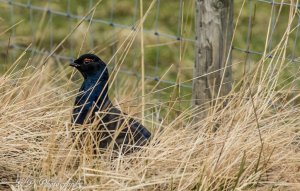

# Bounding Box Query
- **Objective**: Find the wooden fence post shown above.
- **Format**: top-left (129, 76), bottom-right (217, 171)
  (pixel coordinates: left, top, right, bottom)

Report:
top-left (192, 0), bottom-right (233, 118)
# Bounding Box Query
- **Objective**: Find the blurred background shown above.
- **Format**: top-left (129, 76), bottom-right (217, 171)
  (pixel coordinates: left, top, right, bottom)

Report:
top-left (0, 0), bottom-right (300, 102)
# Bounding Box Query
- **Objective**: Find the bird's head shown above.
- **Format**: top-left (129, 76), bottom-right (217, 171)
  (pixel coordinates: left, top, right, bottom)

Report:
top-left (70, 53), bottom-right (108, 79)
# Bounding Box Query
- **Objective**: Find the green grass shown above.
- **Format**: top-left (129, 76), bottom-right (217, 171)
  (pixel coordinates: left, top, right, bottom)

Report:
top-left (1, 1), bottom-right (299, 92)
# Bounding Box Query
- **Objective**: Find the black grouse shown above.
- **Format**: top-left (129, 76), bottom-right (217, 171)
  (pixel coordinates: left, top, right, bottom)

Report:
top-left (70, 53), bottom-right (151, 154)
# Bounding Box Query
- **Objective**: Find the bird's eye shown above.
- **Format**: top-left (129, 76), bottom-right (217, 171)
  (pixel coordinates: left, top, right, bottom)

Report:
top-left (83, 58), bottom-right (93, 64)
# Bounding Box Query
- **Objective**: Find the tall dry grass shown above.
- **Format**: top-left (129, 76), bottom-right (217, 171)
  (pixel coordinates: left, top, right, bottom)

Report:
top-left (0, 0), bottom-right (300, 191)
top-left (0, 43), bottom-right (299, 191)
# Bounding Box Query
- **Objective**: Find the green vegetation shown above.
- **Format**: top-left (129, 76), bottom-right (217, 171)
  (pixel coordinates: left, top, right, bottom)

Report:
top-left (1, 1), bottom-right (299, 91)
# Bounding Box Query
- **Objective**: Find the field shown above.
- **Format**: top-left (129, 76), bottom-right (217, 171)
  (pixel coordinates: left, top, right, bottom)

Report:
top-left (0, 0), bottom-right (300, 190)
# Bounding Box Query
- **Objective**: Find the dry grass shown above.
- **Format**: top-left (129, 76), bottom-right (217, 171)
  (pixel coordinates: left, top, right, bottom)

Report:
top-left (0, 47), bottom-right (299, 191)
top-left (0, 1), bottom-right (300, 191)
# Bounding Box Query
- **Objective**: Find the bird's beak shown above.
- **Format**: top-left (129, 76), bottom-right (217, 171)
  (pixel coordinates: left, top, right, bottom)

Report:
top-left (70, 62), bottom-right (79, 67)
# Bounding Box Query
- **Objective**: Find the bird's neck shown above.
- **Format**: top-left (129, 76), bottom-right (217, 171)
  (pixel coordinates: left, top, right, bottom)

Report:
top-left (81, 70), bottom-right (101, 80)
top-left (84, 75), bottom-right (111, 110)
top-left (86, 73), bottom-right (104, 81)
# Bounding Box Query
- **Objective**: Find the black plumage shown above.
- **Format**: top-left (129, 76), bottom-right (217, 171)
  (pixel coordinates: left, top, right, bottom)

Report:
top-left (70, 53), bottom-right (151, 154)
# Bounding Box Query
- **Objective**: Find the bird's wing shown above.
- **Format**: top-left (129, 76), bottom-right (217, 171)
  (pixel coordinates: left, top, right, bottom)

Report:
top-left (99, 107), bottom-right (151, 149)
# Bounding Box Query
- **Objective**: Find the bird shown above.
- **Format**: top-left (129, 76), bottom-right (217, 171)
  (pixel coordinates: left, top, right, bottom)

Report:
top-left (70, 53), bottom-right (151, 154)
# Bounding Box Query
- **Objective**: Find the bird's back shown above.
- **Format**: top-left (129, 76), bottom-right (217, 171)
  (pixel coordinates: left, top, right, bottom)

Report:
top-left (96, 106), bottom-right (151, 154)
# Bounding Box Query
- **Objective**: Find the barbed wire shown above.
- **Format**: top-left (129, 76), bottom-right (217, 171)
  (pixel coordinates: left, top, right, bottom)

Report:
top-left (0, 0), bottom-right (299, 90)
top-left (258, 0), bottom-right (300, 8)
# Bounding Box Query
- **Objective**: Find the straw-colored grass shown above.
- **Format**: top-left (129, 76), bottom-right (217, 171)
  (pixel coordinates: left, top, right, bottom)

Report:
top-left (0, 47), bottom-right (299, 191)
top-left (0, 1), bottom-right (300, 191)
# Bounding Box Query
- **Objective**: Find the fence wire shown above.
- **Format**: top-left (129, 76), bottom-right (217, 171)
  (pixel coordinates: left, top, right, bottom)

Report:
top-left (0, 0), bottom-right (300, 91)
